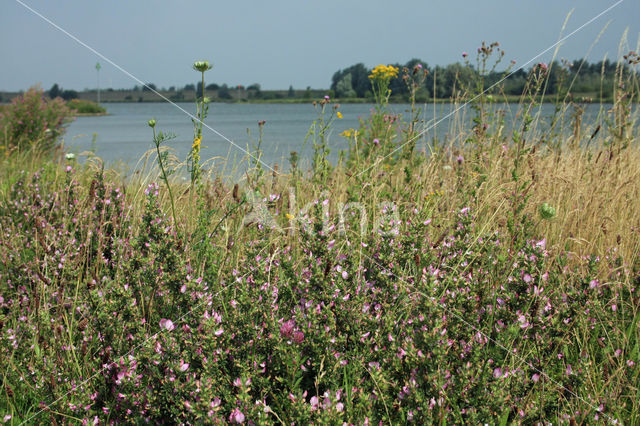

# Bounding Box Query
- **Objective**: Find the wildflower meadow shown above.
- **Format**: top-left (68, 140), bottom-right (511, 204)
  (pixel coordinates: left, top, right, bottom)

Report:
top-left (1, 51), bottom-right (640, 424)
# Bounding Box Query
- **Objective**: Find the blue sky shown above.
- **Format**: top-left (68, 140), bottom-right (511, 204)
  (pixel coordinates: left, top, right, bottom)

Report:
top-left (1, 0), bottom-right (638, 92)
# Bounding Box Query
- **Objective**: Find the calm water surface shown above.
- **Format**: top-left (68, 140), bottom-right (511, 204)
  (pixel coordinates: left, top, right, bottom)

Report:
top-left (65, 102), bottom-right (611, 173)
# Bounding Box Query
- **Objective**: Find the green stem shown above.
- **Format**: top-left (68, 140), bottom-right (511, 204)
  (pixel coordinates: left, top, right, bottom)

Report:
top-left (153, 127), bottom-right (178, 232)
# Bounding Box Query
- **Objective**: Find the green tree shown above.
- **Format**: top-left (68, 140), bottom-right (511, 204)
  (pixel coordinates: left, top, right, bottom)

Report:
top-left (218, 84), bottom-right (232, 100)
top-left (331, 63), bottom-right (370, 98)
top-left (61, 90), bottom-right (78, 101)
top-left (48, 83), bottom-right (61, 99)
top-left (335, 73), bottom-right (356, 98)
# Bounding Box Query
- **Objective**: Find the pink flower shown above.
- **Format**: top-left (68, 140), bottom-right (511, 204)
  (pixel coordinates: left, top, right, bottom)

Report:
top-left (159, 318), bottom-right (175, 331)
top-left (373, 138), bottom-right (380, 145)
top-left (310, 396), bottom-right (319, 411)
top-left (532, 373), bottom-right (540, 383)
top-left (293, 331), bottom-right (305, 344)
top-left (229, 408), bottom-right (245, 423)
top-left (462, 51), bottom-right (468, 58)
top-left (179, 360), bottom-right (189, 372)
top-left (280, 320), bottom-right (295, 339)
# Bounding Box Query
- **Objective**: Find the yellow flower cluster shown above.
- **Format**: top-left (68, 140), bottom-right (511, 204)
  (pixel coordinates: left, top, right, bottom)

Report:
top-left (424, 190), bottom-right (443, 200)
top-left (193, 136), bottom-right (202, 151)
top-left (336, 111), bottom-right (343, 119)
top-left (340, 129), bottom-right (358, 138)
top-left (368, 64), bottom-right (399, 81)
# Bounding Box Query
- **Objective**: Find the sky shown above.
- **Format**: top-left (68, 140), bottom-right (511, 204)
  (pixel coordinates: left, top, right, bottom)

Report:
top-left (1, 0), bottom-right (639, 92)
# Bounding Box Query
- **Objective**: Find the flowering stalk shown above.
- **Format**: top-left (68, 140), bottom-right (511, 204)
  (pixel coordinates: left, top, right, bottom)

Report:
top-left (190, 60), bottom-right (213, 186)
top-left (368, 64), bottom-right (399, 113)
top-left (148, 118), bottom-right (178, 231)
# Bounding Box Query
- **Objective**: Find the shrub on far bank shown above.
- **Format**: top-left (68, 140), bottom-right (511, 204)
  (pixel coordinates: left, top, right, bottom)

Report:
top-left (67, 98), bottom-right (107, 114)
top-left (0, 85), bottom-right (74, 154)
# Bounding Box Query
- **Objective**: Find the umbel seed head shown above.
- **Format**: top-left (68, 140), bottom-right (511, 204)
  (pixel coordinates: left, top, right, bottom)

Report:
top-left (193, 60), bottom-right (213, 72)
top-left (538, 202), bottom-right (556, 220)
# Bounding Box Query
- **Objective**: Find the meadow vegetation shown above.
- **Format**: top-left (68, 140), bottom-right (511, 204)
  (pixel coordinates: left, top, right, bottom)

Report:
top-left (0, 50), bottom-right (639, 424)
top-left (66, 99), bottom-right (107, 116)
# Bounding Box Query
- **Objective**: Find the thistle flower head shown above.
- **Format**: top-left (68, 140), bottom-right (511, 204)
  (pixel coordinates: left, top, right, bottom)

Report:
top-left (193, 60), bottom-right (213, 73)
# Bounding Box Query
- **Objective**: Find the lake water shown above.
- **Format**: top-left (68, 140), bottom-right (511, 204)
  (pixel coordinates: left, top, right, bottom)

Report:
top-left (65, 101), bottom-right (612, 174)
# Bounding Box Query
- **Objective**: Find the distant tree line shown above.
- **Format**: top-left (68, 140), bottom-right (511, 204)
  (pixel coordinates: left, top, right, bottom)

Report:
top-left (41, 57), bottom-right (630, 104)
top-left (47, 83), bottom-right (79, 101)
top-left (120, 82), bottom-right (311, 101)
top-left (330, 58), bottom-right (628, 101)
